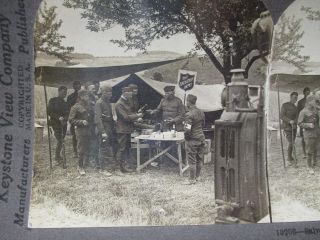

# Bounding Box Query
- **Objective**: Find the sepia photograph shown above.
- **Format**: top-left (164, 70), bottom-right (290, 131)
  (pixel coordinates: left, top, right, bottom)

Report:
top-left (29, 0), bottom-right (273, 227)
top-left (267, 0), bottom-right (320, 223)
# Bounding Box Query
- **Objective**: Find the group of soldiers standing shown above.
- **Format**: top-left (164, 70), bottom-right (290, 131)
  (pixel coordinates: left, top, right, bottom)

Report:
top-left (48, 81), bottom-right (206, 184)
top-left (280, 87), bottom-right (320, 173)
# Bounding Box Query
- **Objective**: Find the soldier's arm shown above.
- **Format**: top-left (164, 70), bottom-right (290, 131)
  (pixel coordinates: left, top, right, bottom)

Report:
top-left (173, 99), bottom-right (185, 123)
top-left (152, 99), bottom-right (163, 115)
top-left (95, 101), bottom-right (104, 134)
top-left (183, 112), bottom-right (193, 133)
top-left (280, 103), bottom-right (291, 123)
top-left (69, 105), bottom-right (85, 126)
top-left (116, 103), bottom-right (139, 122)
top-left (47, 98), bottom-right (60, 119)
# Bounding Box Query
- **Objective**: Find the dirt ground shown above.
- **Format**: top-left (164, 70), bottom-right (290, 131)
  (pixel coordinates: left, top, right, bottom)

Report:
top-left (266, 132), bottom-right (320, 222)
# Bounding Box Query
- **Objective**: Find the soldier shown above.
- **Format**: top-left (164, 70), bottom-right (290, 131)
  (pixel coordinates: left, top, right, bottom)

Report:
top-left (115, 87), bottom-right (143, 173)
top-left (47, 86), bottom-right (69, 164)
top-left (147, 85), bottom-right (185, 131)
top-left (69, 89), bottom-right (94, 175)
top-left (280, 92), bottom-right (298, 166)
top-left (95, 86), bottom-right (116, 176)
top-left (67, 81), bottom-right (82, 158)
top-left (298, 95), bottom-right (320, 173)
top-left (183, 94), bottom-right (206, 185)
top-left (128, 83), bottom-right (140, 112)
top-left (297, 87), bottom-right (311, 157)
top-left (92, 80), bottom-right (102, 101)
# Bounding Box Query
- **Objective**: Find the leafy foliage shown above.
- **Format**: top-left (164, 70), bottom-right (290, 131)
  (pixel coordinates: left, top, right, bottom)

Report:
top-left (63, 0), bottom-right (266, 83)
top-left (301, 6), bottom-right (320, 21)
top-left (34, 1), bottom-right (74, 63)
top-left (272, 14), bottom-right (310, 72)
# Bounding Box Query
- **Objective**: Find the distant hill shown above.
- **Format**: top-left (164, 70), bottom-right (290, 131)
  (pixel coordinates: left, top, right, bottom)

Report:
top-left (35, 50), bottom-right (266, 85)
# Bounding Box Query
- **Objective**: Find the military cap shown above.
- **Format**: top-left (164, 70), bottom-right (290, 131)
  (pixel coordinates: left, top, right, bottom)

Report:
top-left (164, 85), bottom-right (175, 92)
top-left (187, 94), bottom-right (197, 104)
top-left (122, 86), bottom-right (133, 93)
top-left (303, 87), bottom-right (310, 94)
top-left (128, 84), bottom-right (138, 89)
top-left (101, 86), bottom-right (113, 92)
top-left (58, 86), bottom-right (67, 91)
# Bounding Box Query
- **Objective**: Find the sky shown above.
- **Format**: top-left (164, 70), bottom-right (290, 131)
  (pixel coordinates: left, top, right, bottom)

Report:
top-left (44, 0), bottom-right (197, 57)
top-left (43, 0), bottom-right (320, 61)
top-left (279, 0), bottom-right (320, 62)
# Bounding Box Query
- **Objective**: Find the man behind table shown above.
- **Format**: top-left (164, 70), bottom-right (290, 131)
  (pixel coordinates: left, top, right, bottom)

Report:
top-left (115, 87), bottom-right (143, 173)
top-left (280, 92), bottom-right (298, 166)
top-left (297, 87), bottom-right (311, 157)
top-left (67, 81), bottom-right (81, 158)
top-left (183, 94), bottom-right (206, 185)
top-left (69, 89), bottom-right (94, 176)
top-left (95, 86), bottom-right (116, 176)
top-left (47, 86), bottom-right (69, 165)
top-left (148, 85), bottom-right (185, 131)
top-left (298, 95), bottom-right (320, 174)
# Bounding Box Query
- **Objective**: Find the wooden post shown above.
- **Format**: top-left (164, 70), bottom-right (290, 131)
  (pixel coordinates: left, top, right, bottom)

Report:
top-left (137, 139), bottom-right (140, 173)
top-left (43, 79), bottom-right (53, 171)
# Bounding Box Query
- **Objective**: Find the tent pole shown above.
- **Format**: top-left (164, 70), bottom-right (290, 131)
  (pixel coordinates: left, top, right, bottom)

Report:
top-left (43, 81), bottom-right (53, 171)
top-left (277, 76), bottom-right (286, 169)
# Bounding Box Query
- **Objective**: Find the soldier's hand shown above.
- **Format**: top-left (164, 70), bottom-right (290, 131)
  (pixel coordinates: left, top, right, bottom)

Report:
top-left (289, 120), bottom-right (295, 125)
top-left (102, 133), bottom-right (108, 139)
top-left (137, 118), bottom-right (143, 123)
top-left (146, 109), bottom-right (154, 115)
top-left (82, 120), bottom-right (88, 126)
top-left (59, 117), bottom-right (64, 122)
top-left (137, 113), bottom-right (144, 118)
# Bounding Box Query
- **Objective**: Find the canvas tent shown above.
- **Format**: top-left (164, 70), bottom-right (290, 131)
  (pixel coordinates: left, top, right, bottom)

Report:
top-left (35, 58), bottom-right (186, 88)
top-left (103, 73), bottom-right (225, 126)
top-left (35, 58), bottom-right (186, 169)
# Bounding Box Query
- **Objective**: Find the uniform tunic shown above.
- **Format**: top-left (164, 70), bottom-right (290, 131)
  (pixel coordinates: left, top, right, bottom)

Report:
top-left (95, 98), bottom-right (117, 168)
top-left (69, 102), bottom-right (94, 167)
top-left (67, 91), bottom-right (79, 154)
top-left (154, 96), bottom-right (185, 131)
top-left (115, 96), bottom-right (140, 165)
top-left (298, 107), bottom-right (320, 166)
top-left (47, 97), bottom-right (69, 159)
top-left (184, 105), bottom-right (205, 180)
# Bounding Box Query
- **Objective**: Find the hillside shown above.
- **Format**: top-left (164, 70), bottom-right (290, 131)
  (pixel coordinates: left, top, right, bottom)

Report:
top-left (36, 51), bottom-right (266, 85)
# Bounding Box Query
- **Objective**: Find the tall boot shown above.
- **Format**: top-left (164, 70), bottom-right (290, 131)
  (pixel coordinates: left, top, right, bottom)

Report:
top-left (287, 145), bottom-right (293, 165)
top-left (196, 161), bottom-right (202, 181)
top-left (183, 164), bottom-right (196, 185)
top-left (307, 154), bottom-right (312, 168)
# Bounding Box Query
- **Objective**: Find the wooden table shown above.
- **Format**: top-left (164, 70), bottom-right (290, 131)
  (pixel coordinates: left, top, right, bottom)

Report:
top-left (135, 132), bottom-right (189, 176)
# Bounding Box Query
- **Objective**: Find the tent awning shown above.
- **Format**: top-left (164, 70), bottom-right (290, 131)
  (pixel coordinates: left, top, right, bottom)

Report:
top-left (131, 73), bottom-right (225, 112)
top-left (270, 73), bottom-right (320, 92)
top-left (35, 58), bottom-right (186, 88)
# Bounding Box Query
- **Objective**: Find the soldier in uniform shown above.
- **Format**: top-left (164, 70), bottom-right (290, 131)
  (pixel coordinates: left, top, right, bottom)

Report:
top-left (183, 94), bottom-right (206, 185)
top-left (67, 81), bottom-right (82, 158)
top-left (95, 86), bottom-right (116, 175)
top-left (297, 87), bottom-right (311, 157)
top-left (128, 83), bottom-right (140, 112)
top-left (280, 92), bottom-right (298, 166)
top-left (47, 86), bottom-right (69, 164)
top-left (69, 89), bottom-right (94, 175)
top-left (298, 95), bottom-right (320, 173)
top-left (148, 85), bottom-right (185, 131)
top-left (115, 87), bottom-right (143, 173)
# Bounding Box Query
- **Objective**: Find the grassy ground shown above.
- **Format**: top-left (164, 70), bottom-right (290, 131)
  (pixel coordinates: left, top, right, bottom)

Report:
top-left (267, 133), bottom-right (320, 222)
top-left (30, 133), bottom-right (217, 227)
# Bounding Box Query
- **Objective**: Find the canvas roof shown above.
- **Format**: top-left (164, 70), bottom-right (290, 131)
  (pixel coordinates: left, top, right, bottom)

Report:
top-left (270, 73), bottom-right (320, 93)
top-left (109, 73), bottom-right (225, 112)
top-left (34, 58), bottom-right (186, 88)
